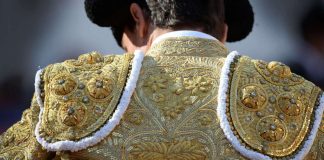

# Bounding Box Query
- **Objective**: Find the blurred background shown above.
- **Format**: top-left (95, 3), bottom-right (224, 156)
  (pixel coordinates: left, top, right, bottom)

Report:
top-left (0, 0), bottom-right (323, 133)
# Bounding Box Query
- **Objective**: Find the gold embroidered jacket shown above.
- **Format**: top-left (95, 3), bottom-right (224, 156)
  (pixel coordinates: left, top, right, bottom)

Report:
top-left (0, 37), bottom-right (323, 160)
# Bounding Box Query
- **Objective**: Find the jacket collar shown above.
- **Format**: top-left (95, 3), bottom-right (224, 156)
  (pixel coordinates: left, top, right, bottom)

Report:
top-left (152, 30), bottom-right (218, 47)
top-left (147, 30), bottom-right (228, 57)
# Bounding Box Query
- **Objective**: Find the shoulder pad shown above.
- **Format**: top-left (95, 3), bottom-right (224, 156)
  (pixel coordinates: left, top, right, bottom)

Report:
top-left (217, 52), bottom-right (324, 159)
top-left (36, 52), bottom-right (133, 148)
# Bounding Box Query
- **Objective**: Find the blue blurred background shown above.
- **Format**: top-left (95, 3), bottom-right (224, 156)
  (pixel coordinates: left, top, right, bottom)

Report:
top-left (0, 0), bottom-right (323, 133)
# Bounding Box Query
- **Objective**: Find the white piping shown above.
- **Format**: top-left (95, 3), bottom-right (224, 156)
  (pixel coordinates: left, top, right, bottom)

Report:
top-left (35, 69), bottom-right (44, 108)
top-left (34, 50), bottom-right (145, 152)
top-left (217, 51), bottom-right (274, 160)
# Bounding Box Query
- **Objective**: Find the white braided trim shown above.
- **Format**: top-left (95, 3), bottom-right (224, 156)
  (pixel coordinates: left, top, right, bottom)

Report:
top-left (293, 93), bottom-right (324, 160)
top-left (34, 68), bottom-right (44, 108)
top-left (34, 50), bottom-right (145, 152)
top-left (217, 51), bottom-right (273, 160)
top-left (217, 51), bottom-right (324, 160)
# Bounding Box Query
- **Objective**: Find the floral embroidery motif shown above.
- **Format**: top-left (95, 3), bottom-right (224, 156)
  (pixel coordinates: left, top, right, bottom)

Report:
top-left (144, 75), bottom-right (168, 92)
top-left (78, 52), bottom-right (104, 64)
top-left (51, 74), bottom-right (77, 96)
top-left (171, 77), bottom-right (185, 95)
top-left (87, 77), bottom-right (113, 99)
top-left (240, 85), bottom-right (267, 111)
top-left (278, 94), bottom-right (303, 116)
top-left (129, 140), bottom-right (208, 160)
top-left (184, 76), bottom-right (212, 95)
top-left (125, 111), bottom-right (144, 125)
top-left (198, 114), bottom-right (213, 126)
top-left (161, 102), bottom-right (186, 119)
top-left (142, 72), bottom-right (215, 119)
top-left (152, 93), bottom-right (166, 103)
top-left (59, 101), bottom-right (86, 127)
top-left (256, 116), bottom-right (286, 142)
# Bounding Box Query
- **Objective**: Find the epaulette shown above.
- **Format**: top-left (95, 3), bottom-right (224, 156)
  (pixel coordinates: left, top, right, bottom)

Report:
top-left (34, 51), bottom-right (144, 152)
top-left (217, 52), bottom-right (324, 160)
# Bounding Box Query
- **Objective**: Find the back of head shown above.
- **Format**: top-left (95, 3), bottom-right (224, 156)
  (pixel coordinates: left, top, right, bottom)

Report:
top-left (85, 0), bottom-right (254, 45)
top-left (146, 0), bottom-right (225, 39)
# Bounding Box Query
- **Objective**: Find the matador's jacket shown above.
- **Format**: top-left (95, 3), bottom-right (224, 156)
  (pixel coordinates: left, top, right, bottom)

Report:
top-left (0, 36), bottom-right (323, 160)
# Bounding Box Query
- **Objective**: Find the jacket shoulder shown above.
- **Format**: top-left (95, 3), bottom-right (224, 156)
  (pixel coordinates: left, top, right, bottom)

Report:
top-left (218, 53), bottom-right (324, 159)
top-left (36, 51), bottom-right (134, 149)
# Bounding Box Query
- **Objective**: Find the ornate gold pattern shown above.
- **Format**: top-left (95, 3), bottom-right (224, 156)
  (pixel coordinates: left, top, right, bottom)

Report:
top-left (257, 116), bottom-right (286, 142)
top-left (0, 96), bottom-right (52, 159)
top-left (87, 77), bottom-right (113, 99)
top-left (78, 51), bottom-right (104, 64)
top-left (255, 60), bottom-right (304, 86)
top-left (59, 101), bottom-right (87, 126)
top-left (67, 38), bottom-right (246, 159)
top-left (129, 140), bottom-right (208, 160)
top-left (277, 93), bottom-right (303, 116)
top-left (227, 56), bottom-right (322, 158)
top-left (304, 124), bottom-right (324, 160)
top-left (39, 52), bottom-right (133, 142)
top-left (148, 37), bottom-right (228, 57)
top-left (184, 76), bottom-right (213, 95)
top-left (1, 37), bottom-right (322, 159)
top-left (267, 61), bottom-right (292, 78)
top-left (240, 85), bottom-right (267, 110)
top-left (50, 74), bottom-right (77, 96)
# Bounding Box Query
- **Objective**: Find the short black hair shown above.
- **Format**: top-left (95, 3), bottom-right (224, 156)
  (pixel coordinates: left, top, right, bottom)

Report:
top-left (85, 0), bottom-right (225, 46)
top-left (147, 0), bottom-right (225, 39)
top-left (84, 0), bottom-right (150, 47)
top-left (85, 0), bottom-right (254, 46)
top-left (301, 3), bottom-right (324, 42)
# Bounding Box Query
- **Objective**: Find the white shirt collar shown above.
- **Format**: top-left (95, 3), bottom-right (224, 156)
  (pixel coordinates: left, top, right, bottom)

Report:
top-left (152, 30), bottom-right (218, 46)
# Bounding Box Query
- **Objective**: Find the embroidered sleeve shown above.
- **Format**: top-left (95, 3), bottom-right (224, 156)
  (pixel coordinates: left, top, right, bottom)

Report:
top-left (0, 95), bottom-right (52, 160)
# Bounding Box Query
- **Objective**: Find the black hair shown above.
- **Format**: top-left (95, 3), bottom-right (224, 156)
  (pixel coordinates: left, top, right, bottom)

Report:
top-left (84, 0), bottom-right (150, 47)
top-left (85, 0), bottom-right (254, 46)
top-left (301, 3), bottom-right (324, 42)
top-left (146, 0), bottom-right (225, 39)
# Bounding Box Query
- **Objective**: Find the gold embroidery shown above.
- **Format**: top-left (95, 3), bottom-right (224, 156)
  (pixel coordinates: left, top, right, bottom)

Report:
top-left (3, 38), bottom-right (320, 159)
top-left (240, 85), bottom-right (267, 111)
top-left (38, 52), bottom-right (133, 142)
top-left (78, 51), bottom-right (104, 64)
top-left (277, 93), bottom-right (303, 116)
top-left (227, 56), bottom-right (322, 158)
top-left (254, 60), bottom-right (304, 86)
top-left (129, 140), bottom-right (208, 160)
top-left (148, 37), bottom-right (228, 57)
top-left (304, 128), bottom-right (324, 160)
top-left (144, 75), bottom-right (168, 93)
top-left (267, 61), bottom-right (292, 78)
top-left (87, 77), bottom-right (113, 99)
top-left (50, 74), bottom-right (77, 96)
top-left (125, 111), bottom-right (145, 125)
top-left (257, 116), bottom-right (286, 142)
top-left (59, 101), bottom-right (87, 127)
top-left (184, 76), bottom-right (213, 95)
top-left (69, 38), bottom-right (246, 159)
top-left (0, 96), bottom-right (50, 159)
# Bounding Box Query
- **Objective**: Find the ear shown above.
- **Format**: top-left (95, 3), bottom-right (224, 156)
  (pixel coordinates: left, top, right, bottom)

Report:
top-left (130, 3), bottom-right (148, 38)
top-left (220, 24), bottom-right (228, 43)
